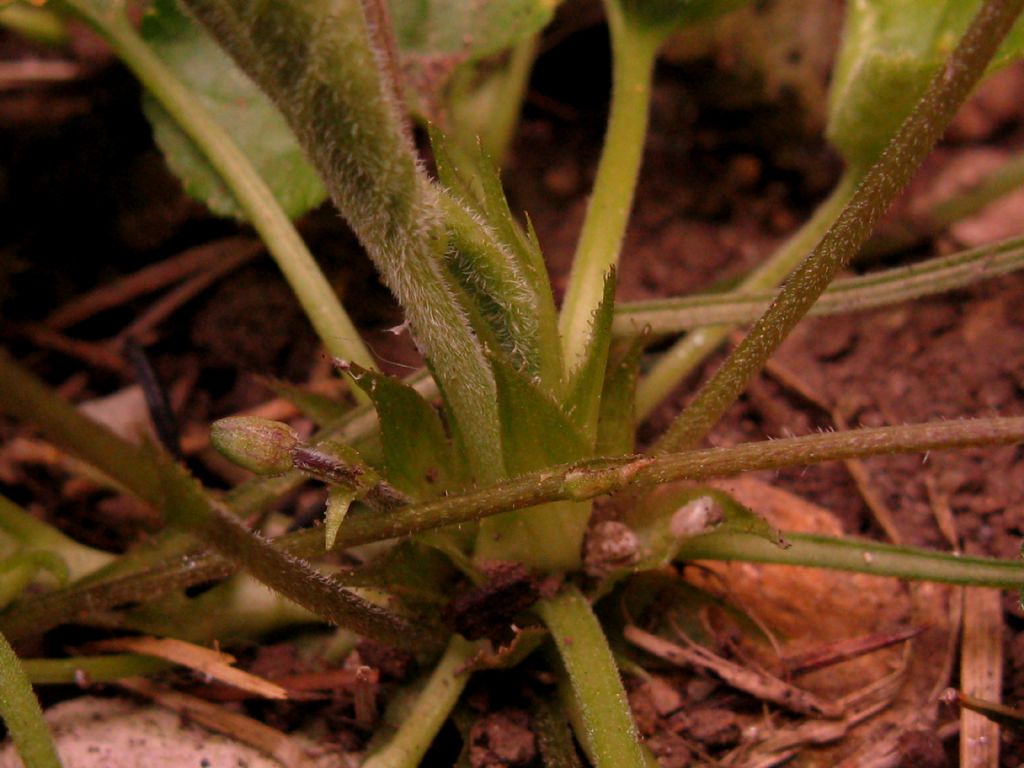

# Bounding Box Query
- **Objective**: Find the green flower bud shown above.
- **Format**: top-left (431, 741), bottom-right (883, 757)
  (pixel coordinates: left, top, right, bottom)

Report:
top-left (210, 417), bottom-right (299, 474)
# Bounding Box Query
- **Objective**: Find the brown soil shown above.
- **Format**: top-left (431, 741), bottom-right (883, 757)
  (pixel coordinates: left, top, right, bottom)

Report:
top-left (3, 5), bottom-right (1024, 766)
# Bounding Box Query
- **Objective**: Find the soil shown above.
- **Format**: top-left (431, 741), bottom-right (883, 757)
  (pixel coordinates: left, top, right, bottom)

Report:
top-left (2, 3), bottom-right (1024, 767)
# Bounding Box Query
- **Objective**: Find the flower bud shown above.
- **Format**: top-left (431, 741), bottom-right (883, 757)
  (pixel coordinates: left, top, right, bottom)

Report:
top-left (210, 417), bottom-right (299, 474)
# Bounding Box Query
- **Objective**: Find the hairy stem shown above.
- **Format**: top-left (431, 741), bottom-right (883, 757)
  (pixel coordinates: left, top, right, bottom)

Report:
top-left (0, 631), bottom-right (62, 768)
top-left (0, 348), bottom-right (162, 504)
top-left (636, 172), bottom-right (858, 419)
top-left (559, 11), bottom-right (660, 371)
top-left (536, 586), bottom-right (645, 768)
top-left (57, 0), bottom-right (376, 378)
top-left (8, 417), bottom-right (1022, 640)
top-left (615, 233), bottom-right (1024, 335)
top-left (655, 0), bottom-right (1024, 452)
top-left (156, 458), bottom-right (440, 652)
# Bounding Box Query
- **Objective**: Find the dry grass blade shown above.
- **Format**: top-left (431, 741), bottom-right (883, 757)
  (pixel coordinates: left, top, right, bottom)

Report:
top-left (117, 677), bottom-right (308, 767)
top-left (781, 626), bottom-right (924, 677)
top-left (960, 587), bottom-right (1003, 767)
top-left (13, 323), bottom-right (129, 375)
top-left (91, 636), bottom-right (288, 700)
top-left (0, 59), bottom-right (82, 89)
top-left (114, 243), bottom-right (260, 345)
top-left (733, 700), bottom-right (891, 768)
top-left (45, 237), bottom-right (259, 330)
top-left (623, 624), bottom-right (841, 718)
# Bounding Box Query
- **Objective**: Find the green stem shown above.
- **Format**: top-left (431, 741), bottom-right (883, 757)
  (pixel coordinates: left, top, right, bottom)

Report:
top-left (559, 12), bottom-right (660, 371)
top-left (449, 36), bottom-right (538, 164)
top-left (654, 0), bottom-right (1024, 453)
top-left (22, 655), bottom-right (170, 685)
top-left (636, 172), bottom-right (858, 419)
top-left (677, 531), bottom-right (1024, 587)
top-left (58, 1), bottom-right (376, 379)
top-left (362, 635), bottom-right (476, 768)
top-left (615, 233), bottom-right (1024, 335)
top-left (0, 347), bottom-right (162, 504)
top-left (0, 630), bottom-right (62, 768)
top-left (2, 2), bottom-right (69, 46)
top-left (14, 417), bottom-right (1021, 640)
top-left (0, 553), bottom-right (67, 611)
top-left (0, 494), bottom-right (113, 582)
top-left (536, 586), bottom-right (645, 768)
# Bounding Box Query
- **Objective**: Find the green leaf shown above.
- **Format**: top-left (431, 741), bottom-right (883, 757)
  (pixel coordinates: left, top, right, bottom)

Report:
top-left (339, 361), bottom-right (467, 498)
top-left (475, 356), bottom-right (590, 570)
top-left (0, 551), bottom-right (70, 611)
top-left (260, 378), bottom-right (351, 427)
top-left (339, 540), bottom-right (454, 610)
top-left (490, 355), bottom-right (588, 474)
top-left (565, 270), bottom-right (616, 444)
top-left (614, 0), bottom-right (750, 38)
top-left (325, 487), bottom-right (355, 550)
top-left (392, 0), bottom-right (555, 122)
top-left (595, 333), bottom-right (647, 456)
top-left (392, 0), bottom-right (555, 63)
top-left (828, 0), bottom-right (1024, 169)
top-left (140, 0), bottom-right (326, 219)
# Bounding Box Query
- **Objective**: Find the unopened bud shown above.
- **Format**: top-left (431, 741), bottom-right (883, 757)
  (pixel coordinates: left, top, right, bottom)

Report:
top-left (210, 417), bottom-right (299, 474)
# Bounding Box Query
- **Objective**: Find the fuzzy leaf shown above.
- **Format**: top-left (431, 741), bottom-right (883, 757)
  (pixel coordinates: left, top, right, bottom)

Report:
top-left (140, 0), bottom-right (326, 219)
top-left (565, 270), bottom-right (616, 444)
top-left (828, 0), bottom-right (1024, 169)
top-left (432, 127), bottom-right (562, 387)
top-left (340, 361), bottom-right (466, 497)
top-left (179, 0), bottom-right (505, 481)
